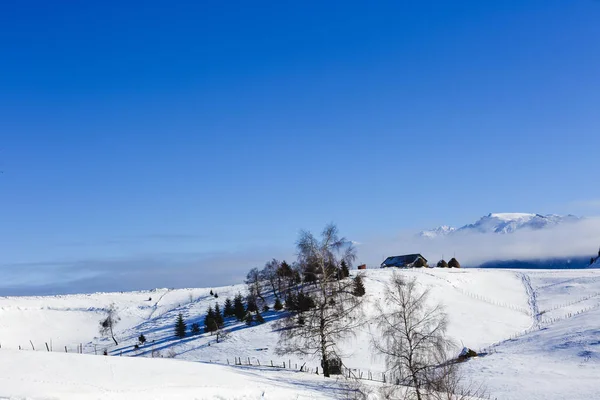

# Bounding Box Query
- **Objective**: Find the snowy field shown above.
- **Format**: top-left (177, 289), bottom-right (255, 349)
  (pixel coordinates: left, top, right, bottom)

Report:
top-left (0, 268), bottom-right (599, 399)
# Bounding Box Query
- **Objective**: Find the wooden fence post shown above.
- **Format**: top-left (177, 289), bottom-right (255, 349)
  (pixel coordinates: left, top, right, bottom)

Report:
top-left (45, 342), bottom-right (50, 352)
top-left (65, 346), bottom-right (68, 353)
top-left (30, 340), bottom-right (35, 350)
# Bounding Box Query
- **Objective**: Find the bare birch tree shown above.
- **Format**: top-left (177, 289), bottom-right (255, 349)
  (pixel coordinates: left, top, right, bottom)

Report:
top-left (99, 303), bottom-right (120, 346)
top-left (262, 258), bottom-right (281, 299)
top-left (245, 267), bottom-right (266, 306)
top-left (276, 223), bottom-right (362, 377)
top-left (373, 272), bottom-right (485, 400)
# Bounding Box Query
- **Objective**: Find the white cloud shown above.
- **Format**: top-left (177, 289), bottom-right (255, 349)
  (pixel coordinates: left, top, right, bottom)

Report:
top-left (357, 217), bottom-right (600, 267)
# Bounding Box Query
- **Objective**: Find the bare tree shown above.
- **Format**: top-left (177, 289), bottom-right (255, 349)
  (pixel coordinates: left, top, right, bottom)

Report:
top-left (276, 223), bottom-right (362, 377)
top-left (246, 267), bottom-right (266, 306)
top-left (262, 258), bottom-right (281, 299)
top-left (373, 273), bottom-right (485, 400)
top-left (99, 303), bottom-right (120, 346)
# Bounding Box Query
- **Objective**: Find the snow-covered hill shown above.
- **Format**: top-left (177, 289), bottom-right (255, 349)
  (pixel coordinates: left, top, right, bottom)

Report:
top-left (421, 213), bottom-right (580, 237)
top-left (0, 349), bottom-right (347, 399)
top-left (0, 268), bottom-right (599, 399)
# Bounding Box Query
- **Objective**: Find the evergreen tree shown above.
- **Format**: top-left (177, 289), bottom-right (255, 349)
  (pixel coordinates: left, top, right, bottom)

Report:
top-left (233, 293), bottom-right (246, 321)
top-left (448, 258), bottom-right (461, 268)
top-left (353, 275), bottom-right (366, 296)
top-left (245, 313), bottom-right (254, 326)
top-left (285, 291), bottom-right (297, 311)
top-left (274, 298), bottom-right (283, 311)
top-left (214, 303), bottom-right (224, 328)
top-left (297, 292), bottom-right (315, 312)
top-left (138, 334), bottom-right (146, 345)
top-left (437, 259), bottom-right (449, 268)
top-left (214, 292), bottom-right (218, 298)
top-left (255, 311), bottom-right (265, 324)
top-left (246, 294), bottom-right (258, 313)
top-left (223, 298), bottom-right (234, 317)
top-left (175, 313), bottom-right (187, 339)
top-left (340, 260), bottom-right (350, 278)
top-left (190, 322), bottom-right (201, 335)
top-left (204, 306), bottom-right (218, 333)
top-left (210, 289), bottom-right (214, 296)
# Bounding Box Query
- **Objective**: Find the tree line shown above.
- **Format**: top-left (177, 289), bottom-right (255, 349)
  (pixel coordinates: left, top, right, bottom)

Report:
top-left (96, 223), bottom-right (484, 398)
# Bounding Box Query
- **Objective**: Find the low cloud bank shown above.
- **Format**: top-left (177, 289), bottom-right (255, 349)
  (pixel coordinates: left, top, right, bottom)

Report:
top-left (0, 247), bottom-right (294, 296)
top-left (357, 217), bottom-right (600, 267)
top-left (2, 218), bottom-right (599, 295)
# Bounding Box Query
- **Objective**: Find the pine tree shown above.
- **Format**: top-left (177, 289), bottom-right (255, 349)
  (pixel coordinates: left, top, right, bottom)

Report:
top-left (233, 293), bottom-right (246, 321)
top-left (256, 311), bottom-right (265, 324)
top-left (340, 260), bottom-right (350, 278)
top-left (448, 258), bottom-right (461, 268)
top-left (285, 292), bottom-right (297, 312)
top-left (437, 259), bottom-right (449, 268)
top-left (246, 294), bottom-right (258, 313)
top-left (214, 292), bottom-right (218, 298)
top-left (175, 313), bottom-right (187, 339)
top-left (353, 275), bottom-right (366, 297)
top-left (204, 306), bottom-right (217, 333)
top-left (297, 292), bottom-right (315, 312)
top-left (274, 298), bottom-right (283, 311)
top-left (190, 322), bottom-right (201, 335)
top-left (214, 303), bottom-right (224, 328)
top-left (223, 298), bottom-right (234, 317)
top-left (210, 289), bottom-right (214, 296)
top-left (245, 313), bottom-right (254, 326)
top-left (138, 334), bottom-right (146, 345)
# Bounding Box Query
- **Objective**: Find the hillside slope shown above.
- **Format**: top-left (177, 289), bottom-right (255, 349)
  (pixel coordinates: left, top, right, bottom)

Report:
top-left (0, 268), bottom-right (598, 399)
top-left (0, 349), bottom-right (348, 399)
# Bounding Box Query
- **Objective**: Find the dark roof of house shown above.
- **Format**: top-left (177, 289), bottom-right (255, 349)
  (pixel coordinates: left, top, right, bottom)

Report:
top-left (381, 254), bottom-right (427, 267)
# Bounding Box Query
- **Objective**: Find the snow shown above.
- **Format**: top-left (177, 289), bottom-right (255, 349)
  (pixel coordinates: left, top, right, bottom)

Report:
top-left (0, 268), bottom-right (599, 399)
top-left (0, 350), bottom-right (348, 399)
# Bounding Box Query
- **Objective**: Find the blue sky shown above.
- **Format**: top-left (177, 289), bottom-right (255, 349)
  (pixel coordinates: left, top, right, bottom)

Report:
top-left (1, 1), bottom-right (600, 293)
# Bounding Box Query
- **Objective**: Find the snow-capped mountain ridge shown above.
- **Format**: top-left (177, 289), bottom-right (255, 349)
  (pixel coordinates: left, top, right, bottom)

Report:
top-left (421, 213), bottom-right (580, 237)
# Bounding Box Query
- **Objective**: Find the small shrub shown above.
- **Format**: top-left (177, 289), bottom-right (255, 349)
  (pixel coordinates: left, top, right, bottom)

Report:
top-left (274, 298), bottom-right (283, 311)
top-left (256, 312), bottom-right (265, 324)
top-left (166, 349), bottom-right (177, 358)
top-left (190, 322), bottom-right (201, 335)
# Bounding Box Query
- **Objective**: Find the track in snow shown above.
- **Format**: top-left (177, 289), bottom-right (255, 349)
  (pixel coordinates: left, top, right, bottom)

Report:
top-left (518, 272), bottom-right (540, 328)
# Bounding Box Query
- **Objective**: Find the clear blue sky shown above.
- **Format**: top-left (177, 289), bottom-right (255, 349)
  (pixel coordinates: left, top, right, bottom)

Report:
top-left (1, 1), bottom-right (599, 293)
